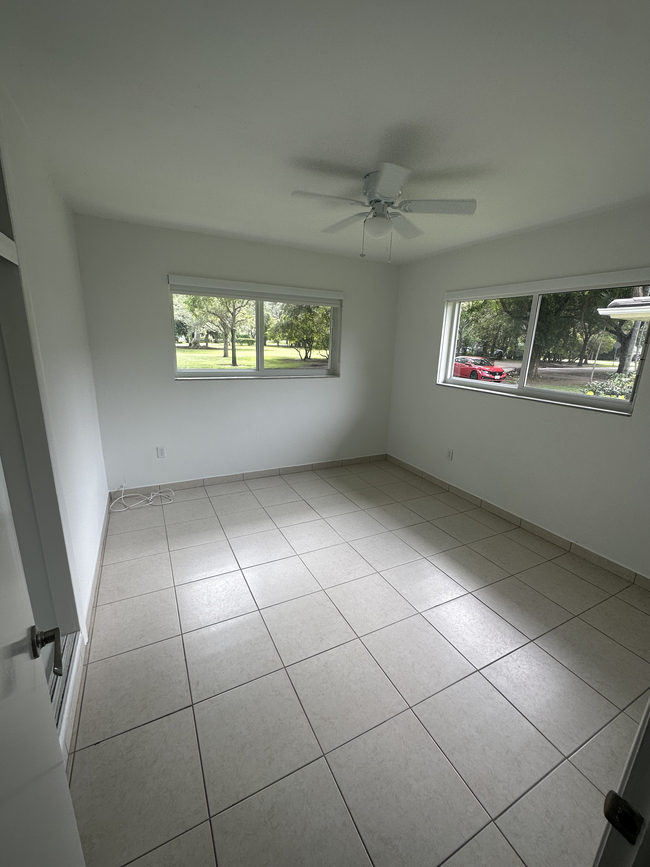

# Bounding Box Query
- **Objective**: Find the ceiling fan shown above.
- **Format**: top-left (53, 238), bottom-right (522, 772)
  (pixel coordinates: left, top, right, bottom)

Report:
top-left (292, 162), bottom-right (476, 241)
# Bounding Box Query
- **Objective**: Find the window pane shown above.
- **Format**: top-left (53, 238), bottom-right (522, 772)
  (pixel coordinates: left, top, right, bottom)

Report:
top-left (174, 294), bottom-right (256, 370)
top-left (525, 287), bottom-right (649, 400)
top-left (264, 302), bottom-right (331, 370)
top-left (453, 296), bottom-right (532, 386)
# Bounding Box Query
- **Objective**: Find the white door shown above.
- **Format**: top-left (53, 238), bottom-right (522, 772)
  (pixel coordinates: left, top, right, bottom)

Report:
top-left (593, 699), bottom-right (650, 865)
top-left (0, 259), bottom-right (85, 863)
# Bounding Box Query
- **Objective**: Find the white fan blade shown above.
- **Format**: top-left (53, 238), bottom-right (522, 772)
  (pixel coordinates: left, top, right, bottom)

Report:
top-left (292, 190), bottom-right (367, 207)
top-left (389, 213), bottom-right (423, 240)
top-left (375, 163), bottom-right (411, 200)
top-left (398, 199), bottom-right (477, 215)
top-left (322, 212), bottom-right (368, 233)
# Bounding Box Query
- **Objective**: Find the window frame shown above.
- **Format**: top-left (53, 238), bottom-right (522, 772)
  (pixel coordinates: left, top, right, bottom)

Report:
top-left (438, 266), bottom-right (650, 414)
top-left (169, 275), bottom-right (342, 379)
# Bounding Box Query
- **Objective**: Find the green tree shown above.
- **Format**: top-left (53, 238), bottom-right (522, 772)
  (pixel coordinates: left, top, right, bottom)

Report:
top-left (268, 304), bottom-right (330, 361)
top-left (180, 295), bottom-right (255, 366)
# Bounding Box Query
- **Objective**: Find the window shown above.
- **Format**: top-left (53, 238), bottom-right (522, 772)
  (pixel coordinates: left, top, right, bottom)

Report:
top-left (169, 276), bottom-right (342, 378)
top-left (439, 268), bottom-right (650, 413)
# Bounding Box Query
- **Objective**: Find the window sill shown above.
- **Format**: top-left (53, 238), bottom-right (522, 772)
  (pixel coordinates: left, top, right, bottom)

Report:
top-left (439, 378), bottom-right (633, 415)
top-left (175, 372), bottom-right (339, 381)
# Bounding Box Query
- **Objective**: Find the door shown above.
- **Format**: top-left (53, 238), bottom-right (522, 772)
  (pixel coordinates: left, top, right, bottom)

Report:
top-left (593, 699), bottom-right (650, 865)
top-left (0, 444), bottom-right (86, 865)
top-left (0, 235), bottom-right (85, 862)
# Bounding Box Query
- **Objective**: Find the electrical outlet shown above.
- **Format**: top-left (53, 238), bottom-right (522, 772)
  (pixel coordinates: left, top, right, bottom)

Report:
top-left (447, 449), bottom-right (454, 461)
top-left (156, 446), bottom-right (167, 459)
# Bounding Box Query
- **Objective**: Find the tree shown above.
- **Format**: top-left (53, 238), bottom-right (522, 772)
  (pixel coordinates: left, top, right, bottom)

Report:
top-left (267, 304), bottom-right (330, 361)
top-left (179, 295), bottom-right (255, 366)
top-left (603, 286), bottom-right (650, 373)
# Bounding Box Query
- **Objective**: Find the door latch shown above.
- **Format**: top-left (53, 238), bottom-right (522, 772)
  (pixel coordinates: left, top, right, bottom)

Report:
top-left (604, 790), bottom-right (645, 846)
top-left (30, 625), bottom-right (63, 677)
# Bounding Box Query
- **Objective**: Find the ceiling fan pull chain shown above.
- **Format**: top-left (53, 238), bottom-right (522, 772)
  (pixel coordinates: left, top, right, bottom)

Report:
top-left (360, 220), bottom-right (366, 258)
top-left (388, 228), bottom-right (393, 263)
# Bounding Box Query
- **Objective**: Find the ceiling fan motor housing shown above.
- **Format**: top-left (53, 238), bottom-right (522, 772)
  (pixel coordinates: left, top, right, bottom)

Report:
top-left (363, 171), bottom-right (399, 205)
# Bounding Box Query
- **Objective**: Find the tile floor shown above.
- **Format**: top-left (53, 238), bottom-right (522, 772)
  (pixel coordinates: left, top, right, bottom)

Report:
top-left (69, 461), bottom-right (650, 867)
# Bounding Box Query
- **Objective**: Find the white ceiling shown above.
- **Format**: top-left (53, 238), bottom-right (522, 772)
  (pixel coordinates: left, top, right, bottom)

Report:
top-left (2, 0), bottom-right (650, 263)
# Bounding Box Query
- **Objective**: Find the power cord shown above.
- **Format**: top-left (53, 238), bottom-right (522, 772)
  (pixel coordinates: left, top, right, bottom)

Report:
top-left (110, 484), bottom-right (175, 512)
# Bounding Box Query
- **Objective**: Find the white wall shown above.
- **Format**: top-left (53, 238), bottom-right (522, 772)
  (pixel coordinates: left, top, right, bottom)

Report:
top-left (75, 215), bottom-right (399, 489)
top-left (389, 198), bottom-right (650, 577)
top-left (0, 88), bottom-right (108, 626)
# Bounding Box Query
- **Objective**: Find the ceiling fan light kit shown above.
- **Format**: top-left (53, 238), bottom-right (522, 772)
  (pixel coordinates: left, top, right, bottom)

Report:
top-left (292, 161), bottom-right (477, 257)
top-left (363, 213), bottom-right (392, 239)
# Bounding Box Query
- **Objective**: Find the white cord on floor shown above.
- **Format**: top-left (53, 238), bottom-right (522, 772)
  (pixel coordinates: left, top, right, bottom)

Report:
top-left (110, 485), bottom-right (175, 512)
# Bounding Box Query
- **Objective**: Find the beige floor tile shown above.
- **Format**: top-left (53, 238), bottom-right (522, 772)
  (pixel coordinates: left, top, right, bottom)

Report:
top-left (443, 824), bottom-right (524, 867)
top-left (163, 498), bottom-right (216, 526)
top-left (244, 555), bottom-right (321, 607)
top-left (262, 591), bottom-right (355, 664)
top-left (183, 611), bottom-right (282, 702)
top-left (570, 713), bottom-right (638, 795)
top-left (212, 760), bottom-right (370, 867)
top-left (230, 528), bottom-right (296, 567)
top-left (496, 762), bottom-right (605, 867)
top-left (362, 615), bottom-right (474, 705)
top-left (536, 618), bottom-right (650, 708)
top-left (97, 553), bottom-right (173, 605)
top-left (90, 589), bottom-right (180, 662)
top-left (581, 596), bottom-right (650, 662)
top-left (504, 528), bottom-right (566, 559)
top-left (166, 517), bottom-right (226, 551)
top-left (129, 824), bottom-right (215, 867)
top-left (288, 640), bottom-right (406, 752)
top-left (195, 670), bottom-right (321, 814)
top-left (475, 576), bottom-right (572, 639)
top-left (71, 710), bottom-right (207, 867)
top-left (219, 508), bottom-right (275, 538)
top-left (176, 570), bottom-right (256, 632)
top-left (171, 540), bottom-right (239, 584)
top-left (328, 712), bottom-right (488, 867)
top-left (350, 532), bottom-right (420, 572)
top-left (430, 546), bottom-right (509, 591)
top-left (424, 595), bottom-right (527, 668)
top-left (515, 561), bottom-right (608, 614)
top-left (108, 505), bottom-right (164, 536)
top-left (103, 526), bottom-right (168, 566)
top-left (381, 558), bottom-right (466, 611)
top-left (483, 644), bottom-right (617, 755)
top-left (300, 542), bottom-right (375, 588)
top-left (280, 519), bottom-right (343, 554)
top-left (553, 552), bottom-right (629, 594)
top-left (416, 673), bottom-right (561, 817)
top-left (77, 637), bottom-right (190, 748)
top-left (328, 574), bottom-right (417, 635)
top-left (326, 511), bottom-right (386, 541)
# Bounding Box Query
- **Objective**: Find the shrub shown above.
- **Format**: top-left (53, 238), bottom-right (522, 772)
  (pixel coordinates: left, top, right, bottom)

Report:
top-left (583, 372), bottom-right (635, 399)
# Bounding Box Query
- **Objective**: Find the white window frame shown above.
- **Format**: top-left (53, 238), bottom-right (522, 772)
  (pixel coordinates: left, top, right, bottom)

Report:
top-left (438, 266), bottom-right (650, 415)
top-left (169, 275), bottom-right (342, 379)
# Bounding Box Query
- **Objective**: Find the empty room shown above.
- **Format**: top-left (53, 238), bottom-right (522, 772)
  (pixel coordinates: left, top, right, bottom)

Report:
top-left (1, 2), bottom-right (650, 866)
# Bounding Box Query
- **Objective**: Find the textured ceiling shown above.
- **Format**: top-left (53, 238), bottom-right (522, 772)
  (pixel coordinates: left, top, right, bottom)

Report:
top-left (1, 0), bottom-right (650, 262)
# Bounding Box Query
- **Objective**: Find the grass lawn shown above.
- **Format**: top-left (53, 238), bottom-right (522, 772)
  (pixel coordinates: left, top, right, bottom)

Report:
top-left (176, 344), bottom-right (328, 370)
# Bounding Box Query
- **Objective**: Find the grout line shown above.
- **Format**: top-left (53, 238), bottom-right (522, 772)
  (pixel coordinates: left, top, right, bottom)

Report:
top-left (226, 566), bottom-right (379, 863)
top-left (116, 820), bottom-right (214, 867)
top-left (75, 468), bottom-right (649, 866)
top-left (162, 508), bottom-right (221, 867)
top-left (74, 703), bottom-right (194, 753)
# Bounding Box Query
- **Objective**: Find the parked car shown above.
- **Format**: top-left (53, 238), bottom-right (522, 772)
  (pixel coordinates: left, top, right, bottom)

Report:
top-left (453, 355), bottom-right (507, 381)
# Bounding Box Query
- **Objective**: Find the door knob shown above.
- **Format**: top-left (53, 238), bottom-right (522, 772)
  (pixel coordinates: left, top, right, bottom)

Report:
top-left (30, 625), bottom-right (63, 677)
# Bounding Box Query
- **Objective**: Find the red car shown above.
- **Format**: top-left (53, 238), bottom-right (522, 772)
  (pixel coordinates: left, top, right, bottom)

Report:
top-left (453, 356), bottom-right (507, 382)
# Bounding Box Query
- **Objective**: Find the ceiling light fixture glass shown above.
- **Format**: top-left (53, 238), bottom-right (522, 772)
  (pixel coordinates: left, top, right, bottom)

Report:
top-left (363, 214), bottom-right (392, 239)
